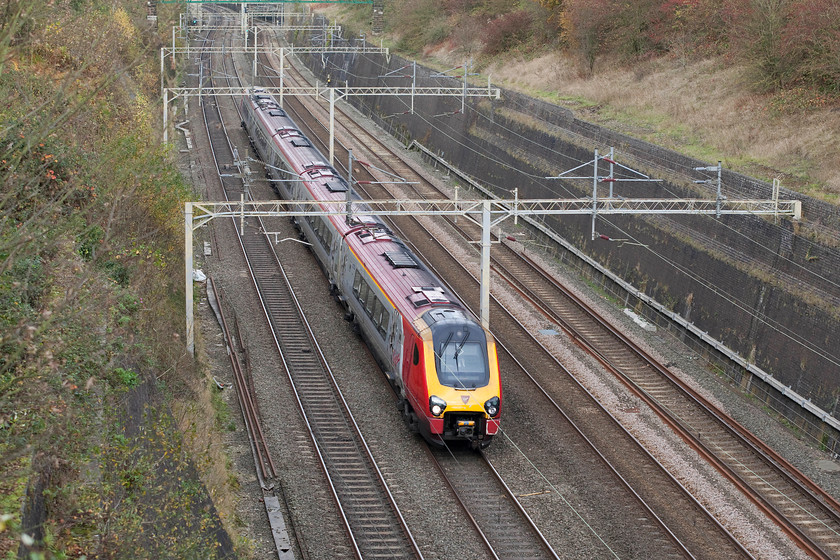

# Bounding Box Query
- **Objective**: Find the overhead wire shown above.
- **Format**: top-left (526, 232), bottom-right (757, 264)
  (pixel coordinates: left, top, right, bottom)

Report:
top-left (301, 29), bottom-right (839, 548)
top-left (341, 50), bottom-right (840, 338)
top-left (317, 36), bottom-right (840, 381)
top-left (598, 216), bottom-right (840, 370)
top-left (446, 133), bottom-right (837, 371)
top-left (708, 215), bottom-right (840, 293)
top-left (497, 427), bottom-right (621, 558)
top-left (408, 85), bottom-right (840, 303)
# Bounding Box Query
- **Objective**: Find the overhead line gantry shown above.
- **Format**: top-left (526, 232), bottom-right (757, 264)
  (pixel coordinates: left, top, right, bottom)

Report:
top-left (163, 41), bottom-right (501, 163)
top-left (183, 195), bottom-right (801, 354)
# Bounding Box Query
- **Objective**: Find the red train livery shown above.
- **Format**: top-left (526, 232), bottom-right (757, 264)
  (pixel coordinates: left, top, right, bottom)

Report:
top-left (241, 88), bottom-right (501, 448)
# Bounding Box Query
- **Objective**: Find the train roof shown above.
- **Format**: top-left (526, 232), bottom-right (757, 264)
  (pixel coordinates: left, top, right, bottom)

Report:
top-left (247, 91), bottom-right (467, 323)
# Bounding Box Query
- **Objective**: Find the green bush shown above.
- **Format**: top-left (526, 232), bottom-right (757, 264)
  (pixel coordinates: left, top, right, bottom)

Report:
top-left (111, 367), bottom-right (140, 388)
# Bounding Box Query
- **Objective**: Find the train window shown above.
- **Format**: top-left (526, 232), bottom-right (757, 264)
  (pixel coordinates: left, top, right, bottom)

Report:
top-left (308, 218), bottom-right (329, 250)
top-left (365, 291), bottom-right (375, 315)
top-left (377, 313), bottom-right (390, 338)
top-left (359, 282), bottom-right (369, 304)
top-left (437, 336), bottom-right (489, 389)
top-left (373, 300), bottom-right (385, 326)
top-left (413, 344), bottom-right (420, 365)
top-left (353, 271), bottom-right (363, 296)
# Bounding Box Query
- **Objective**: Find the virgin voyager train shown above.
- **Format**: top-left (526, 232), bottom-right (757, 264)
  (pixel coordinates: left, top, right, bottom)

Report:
top-left (241, 88), bottom-right (501, 448)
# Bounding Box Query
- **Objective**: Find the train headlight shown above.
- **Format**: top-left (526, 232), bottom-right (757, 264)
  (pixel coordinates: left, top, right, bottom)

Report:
top-left (484, 396), bottom-right (500, 418)
top-left (429, 396), bottom-right (447, 417)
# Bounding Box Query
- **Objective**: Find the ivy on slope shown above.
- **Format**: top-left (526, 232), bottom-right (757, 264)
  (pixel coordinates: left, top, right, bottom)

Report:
top-left (0, 1), bottom-right (235, 558)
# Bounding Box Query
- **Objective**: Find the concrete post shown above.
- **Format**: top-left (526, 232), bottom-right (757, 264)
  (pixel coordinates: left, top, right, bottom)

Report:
top-left (480, 201), bottom-right (491, 329)
top-left (185, 202), bottom-right (194, 355)
top-left (253, 26), bottom-right (258, 80)
top-left (592, 148), bottom-right (598, 240)
top-left (279, 49), bottom-right (284, 108)
top-left (163, 88), bottom-right (169, 144)
top-left (329, 87), bottom-right (336, 166)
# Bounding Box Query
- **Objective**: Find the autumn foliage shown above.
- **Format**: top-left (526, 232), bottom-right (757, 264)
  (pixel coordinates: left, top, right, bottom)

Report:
top-left (438, 0), bottom-right (840, 94)
top-left (0, 0), bottom-right (237, 557)
top-left (483, 10), bottom-right (534, 55)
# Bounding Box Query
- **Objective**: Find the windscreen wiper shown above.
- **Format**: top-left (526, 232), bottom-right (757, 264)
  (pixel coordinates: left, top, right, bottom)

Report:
top-left (452, 333), bottom-right (469, 361)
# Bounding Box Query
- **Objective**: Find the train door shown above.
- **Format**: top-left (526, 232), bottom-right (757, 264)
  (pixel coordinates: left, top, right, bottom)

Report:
top-left (331, 225), bottom-right (344, 289)
top-left (388, 314), bottom-right (404, 392)
top-left (398, 326), bottom-right (423, 432)
top-left (402, 327), bottom-right (424, 400)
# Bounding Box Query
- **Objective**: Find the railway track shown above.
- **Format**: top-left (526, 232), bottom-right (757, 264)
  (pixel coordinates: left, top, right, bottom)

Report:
top-left (190, 17), bottom-right (840, 558)
top-left (261, 41), bottom-right (751, 558)
top-left (190, 14), bottom-right (283, 485)
top-left (429, 447), bottom-right (558, 560)
top-left (193, 19), bottom-right (424, 559)
top-left (490, 247), bottom-right (840, 559)
top-left (236, 215), bottom-right (421, 560)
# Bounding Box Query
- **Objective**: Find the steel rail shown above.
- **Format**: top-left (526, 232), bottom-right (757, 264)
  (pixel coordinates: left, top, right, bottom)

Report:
top-left (208, 277), bottom-right (277, 481)
top-left (488, 248), bottom-right (840, 559)
top-left (283, 40), bottom-right (840, 558)
top-left (274, 58), bottom-right (744, 557)
top-left (196, 15), bottom-right (279, 485)
top-left (195, 18), bottom-right (340, 558)
top-left (219, 29), bottom-right (424, 560)
top-left (425, 445), bottom-right (559, 560)
top-left (218, 30), bottom-right (366, 560)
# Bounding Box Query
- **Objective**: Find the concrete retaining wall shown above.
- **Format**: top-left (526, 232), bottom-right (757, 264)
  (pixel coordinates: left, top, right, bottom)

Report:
top-left (290, 27), bottom-right (840, 436)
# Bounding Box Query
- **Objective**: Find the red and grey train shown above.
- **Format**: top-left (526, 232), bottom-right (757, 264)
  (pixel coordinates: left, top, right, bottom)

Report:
top-left (241, 88), bottom-right (501, 448)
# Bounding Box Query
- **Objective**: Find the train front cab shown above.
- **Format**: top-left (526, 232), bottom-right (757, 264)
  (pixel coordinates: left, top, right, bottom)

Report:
top-left (404, 309), bottom-right (501, 449)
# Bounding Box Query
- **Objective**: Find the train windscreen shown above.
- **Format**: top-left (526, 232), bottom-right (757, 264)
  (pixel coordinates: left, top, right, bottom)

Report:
top-left (433, 324), bottom-right (490, 389)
